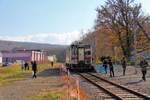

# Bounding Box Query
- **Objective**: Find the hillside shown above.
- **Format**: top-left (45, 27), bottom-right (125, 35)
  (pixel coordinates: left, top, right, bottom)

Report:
top-left (0, 40), bottom-right (68, 62)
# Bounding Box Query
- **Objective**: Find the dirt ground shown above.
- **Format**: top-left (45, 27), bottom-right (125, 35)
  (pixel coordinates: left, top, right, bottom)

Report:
top-left (0, 68), bottom-right (67, 100)
top-left (1, 65), bottom-right (149, 100)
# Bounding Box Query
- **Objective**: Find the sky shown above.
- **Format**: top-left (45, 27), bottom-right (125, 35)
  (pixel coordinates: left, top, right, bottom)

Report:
top-left (0, 0), bottom-right (149, 45)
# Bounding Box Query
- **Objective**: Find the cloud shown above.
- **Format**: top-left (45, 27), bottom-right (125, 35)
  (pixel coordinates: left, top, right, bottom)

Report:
top-left (0, 31), bottom-right (83, 45)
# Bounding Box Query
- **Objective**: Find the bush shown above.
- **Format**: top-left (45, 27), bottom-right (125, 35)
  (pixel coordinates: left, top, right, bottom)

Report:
top-left (127, 61), bottom-right (135, 66)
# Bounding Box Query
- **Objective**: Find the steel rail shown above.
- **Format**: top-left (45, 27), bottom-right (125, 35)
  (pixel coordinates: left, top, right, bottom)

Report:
top-left (79, 73), bottom-right (123, 100)
top-left (88, 73), bottom-right (150, 99)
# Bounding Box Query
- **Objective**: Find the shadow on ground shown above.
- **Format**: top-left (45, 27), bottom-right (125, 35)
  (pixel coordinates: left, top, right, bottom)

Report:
top-left (125, 80), bottom-right (143, 85)
top-left (37, 68), bottom-right (60, 77)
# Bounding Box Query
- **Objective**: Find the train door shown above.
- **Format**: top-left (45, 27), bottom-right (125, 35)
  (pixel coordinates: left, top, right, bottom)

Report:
top-left (78, 47), bottom-right (84, 62)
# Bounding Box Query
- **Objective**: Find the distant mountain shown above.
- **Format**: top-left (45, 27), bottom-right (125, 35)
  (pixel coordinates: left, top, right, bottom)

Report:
top-left (0, 40), bottom-right (68, 62)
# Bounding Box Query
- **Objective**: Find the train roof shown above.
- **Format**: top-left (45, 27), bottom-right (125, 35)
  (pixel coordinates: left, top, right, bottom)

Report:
top-left (71, 44), bottom-right (91, 48)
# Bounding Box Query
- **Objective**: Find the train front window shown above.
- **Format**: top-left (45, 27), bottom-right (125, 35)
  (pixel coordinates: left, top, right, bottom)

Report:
top-left (85, 51), bottom-right (91, 55)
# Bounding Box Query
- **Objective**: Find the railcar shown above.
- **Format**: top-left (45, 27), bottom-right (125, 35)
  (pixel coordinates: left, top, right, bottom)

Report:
top-left (65, 42), bottom-right (95, 72)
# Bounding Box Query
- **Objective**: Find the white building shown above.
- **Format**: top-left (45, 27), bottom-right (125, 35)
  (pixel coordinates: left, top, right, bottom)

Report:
top-left (48, 55), bottom-right (57, 62)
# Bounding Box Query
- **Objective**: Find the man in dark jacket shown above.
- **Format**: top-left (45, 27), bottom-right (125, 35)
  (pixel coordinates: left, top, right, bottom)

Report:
top-left (31, 61), bottom-right (37, 78)
top-left (108, 58), bottom-right (114, 77)
top-left (121, 57), bottom-right (127, 76)
top-left (140, 59), bottom-right (148, 81)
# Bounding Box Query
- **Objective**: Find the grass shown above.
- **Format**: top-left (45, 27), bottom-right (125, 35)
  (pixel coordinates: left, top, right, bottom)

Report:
top-left (30, 92), bottom-right (66, 100)
top-left (0, 62), bottom-right (68, 100)
top-left (0, 62), bottom-right (61, 85)
top-left (0, 63), bottom-right (91, 100)
top-left (0, 64), bottom-right (29, 85)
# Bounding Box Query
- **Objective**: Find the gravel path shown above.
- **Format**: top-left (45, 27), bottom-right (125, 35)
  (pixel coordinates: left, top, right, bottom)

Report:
top-left (79, 65), bottom-right (150, 99)
top-left (0, 68), bottom-right (65, 100)
top-left (99, 65), bottom-right (150, 96)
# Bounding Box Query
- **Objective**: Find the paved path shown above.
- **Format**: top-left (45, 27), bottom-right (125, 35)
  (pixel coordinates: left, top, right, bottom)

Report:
top-left (0, 68), bottom-right (65, 100)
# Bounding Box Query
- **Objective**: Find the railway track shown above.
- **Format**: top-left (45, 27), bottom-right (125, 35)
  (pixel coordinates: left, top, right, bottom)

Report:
top-left (79, 73), bottom-right (150, 100)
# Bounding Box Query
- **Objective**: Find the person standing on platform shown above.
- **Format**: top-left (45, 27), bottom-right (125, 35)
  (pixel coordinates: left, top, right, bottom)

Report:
top-left (51, 61), bottom-right (54, 67)
top-left (24, 62), bottom-right (29, 70)
top-left (108, 58), bottom-right (115, 77)
top-left (121, 57), bottom-right (127, 76)
top-left (140, 59), bottom-right (148, 81)
top-left (31, 61), bottom-right (37, 78)
top-left (103, 58), bottom-right (108, 74)
top-left (21, 61), bottom-right (24, 71)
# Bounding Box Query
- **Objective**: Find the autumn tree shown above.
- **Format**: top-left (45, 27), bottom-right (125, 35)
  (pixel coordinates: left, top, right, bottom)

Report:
top-left (95, 0), bottom-right (149, 60)
top-left (136, 21), bottom-right (150, 53)
top-left (81, 26), bottom-right (121, 62)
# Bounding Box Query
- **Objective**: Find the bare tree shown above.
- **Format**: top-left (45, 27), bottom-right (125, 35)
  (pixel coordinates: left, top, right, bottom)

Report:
top-left (95, 0), bottom-right (149, 60)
